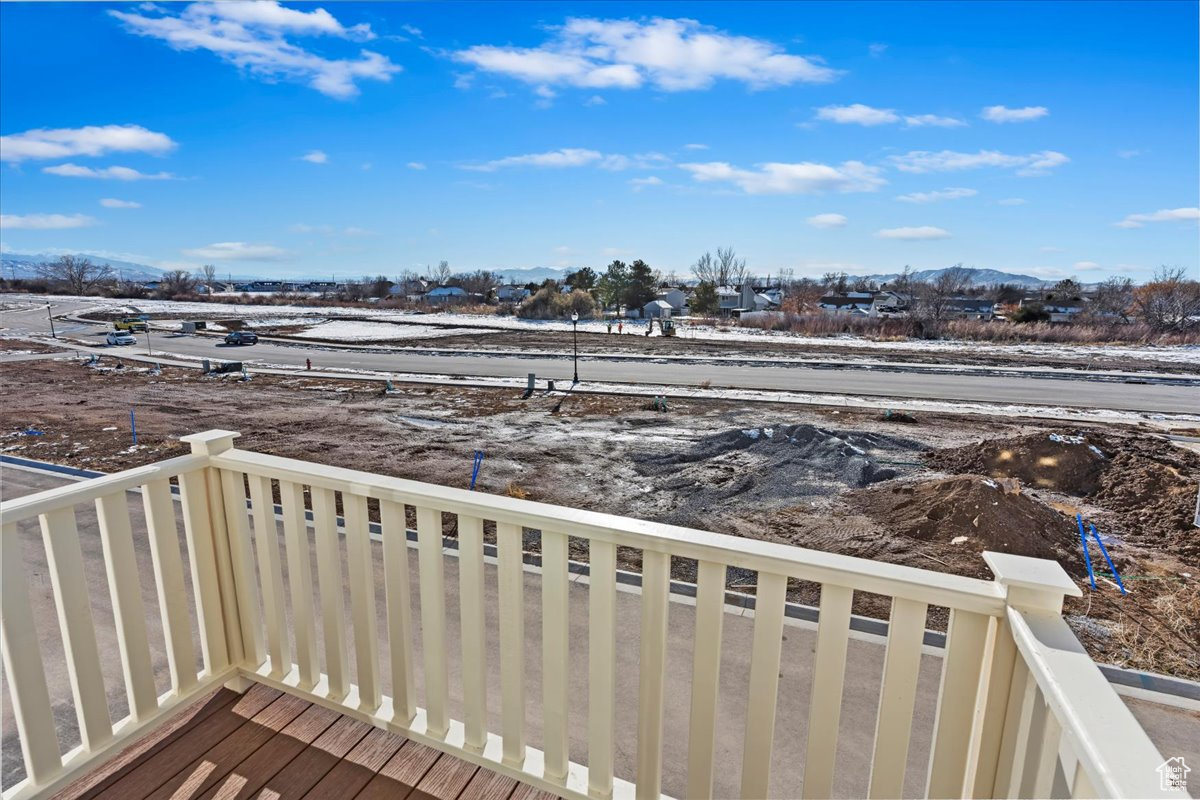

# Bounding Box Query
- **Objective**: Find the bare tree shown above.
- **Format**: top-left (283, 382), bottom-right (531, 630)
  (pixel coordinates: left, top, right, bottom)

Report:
top-left (1134, 266), bottom-right (1200, 332)
top-left (454, 269), bottom-right (504, 296)
top-left (157, 269), bottom-right (198, 298)
top-left (1089, 276), bottom-right (1133, 322)
top-left (692, 247), bottom-right (748, 286)
top-left (914, 264), bottom-right (972, 322)
top-left (433, 260), bottom-right (453, 285)
top-left (199, 264), bottom-right (218, 293)
top-left (35, 255), bottom-right (113, 295)
top-left (368, 274), bottom-right (392, 298)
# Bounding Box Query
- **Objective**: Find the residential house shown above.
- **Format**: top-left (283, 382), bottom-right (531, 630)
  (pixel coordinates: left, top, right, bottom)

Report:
top-left (871, 291), bottom-right (911, 318)
top-left (739, 282), bottom-right (780, 313)
top-left (656, 288), bottom-right (687, 313)
top-left (716, 285), bottom-right (741, 315)
top-left (496, 284), bottom-right (531, 303)
top-left (425, 285), bottom-right (468, 303)
top-left (945, 297), bottom-right (997, 320)
top-left (818, 291), bottom-right (876, 316)
top-left (642, 299), bottom-right (674, 319)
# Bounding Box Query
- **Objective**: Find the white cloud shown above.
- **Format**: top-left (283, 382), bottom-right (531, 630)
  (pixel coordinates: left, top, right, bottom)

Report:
top-left (462, 148), bottom-right (668, 172)
top-left (889, 149), bottom-right (1068, 176)
top-left (300, 149), bottom-right (327, 164)
top-left (0, 213), bottom-right (98, 230)
top-left (683, 143), bottom-right (709, 150)
top-left (100, 198), bottom-right (142, 209)
top-left (680, 160), bottom-right (885, 195)
top-left (454, 17), bottom-right (839, 93)
top-left (1113, 207), bottom-right (1200, 228)
top-left (109, 2), bottom-right (399, 99)
top-left (0, 124), bottom-right (176, 163)
top-left (1073, 261), bottom-right (1103, 271)
top-left (806, 213), bottom-right (848, 228)
top-left (816, 103), bottom-right (898, 126)
top-left (42, 163), bottom-right (175, 180)
top-left (583, 95), bottom-right (607, 106)
top-left (181, 241), bottom-right (289, 261)
top-left (400, 24), bottom-right (423, 39)
top-left (407, 161), bottom-right (426, 170)
top-left (1039, 246), bottom-right (1065, 253)
top-left (875, 226), bottom-right (951, 240)
top-left (868, 43), bottom-right (888, 57)
top-left (998, 198), bottom-right (1027, 206)
top-left (903, 114), bottom-right (967, 128)
top-left (980, 105), bottom-right (1049, 123)
top-left (629, 176), bottom-right (663, 191)
top-left (1117, 149), bottom-right (1141, 159)
top-left (896, 187), bottom-right (977, 204)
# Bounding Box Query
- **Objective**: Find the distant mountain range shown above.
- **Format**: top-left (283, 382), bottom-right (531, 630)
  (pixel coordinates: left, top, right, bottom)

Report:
top-left (850, 267), bottom-right (1049, 288)
top-left (1, 251), bottom-right (167, 282)
top-left (1, 253), bottom-right (1051, 289)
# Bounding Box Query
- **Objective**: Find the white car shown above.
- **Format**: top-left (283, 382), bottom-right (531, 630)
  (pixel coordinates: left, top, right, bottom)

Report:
top-left (106, 330), bottom-right (136, 346)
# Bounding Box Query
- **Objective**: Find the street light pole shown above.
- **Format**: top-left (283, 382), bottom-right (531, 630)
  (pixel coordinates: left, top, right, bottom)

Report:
top-left (145, 325), bottom-right (152, 355)
top-left (46, 305), bottom-right (56, 338)
top-left (571, 311), bottom-right (579, 383)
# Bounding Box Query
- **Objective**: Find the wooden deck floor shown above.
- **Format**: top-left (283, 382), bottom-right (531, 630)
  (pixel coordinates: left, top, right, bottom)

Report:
top-left (52, 684), bottom-right (559, 800)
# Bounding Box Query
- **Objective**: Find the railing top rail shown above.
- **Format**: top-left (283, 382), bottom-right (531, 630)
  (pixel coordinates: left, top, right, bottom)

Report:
top-left (0, 453), bottom-right (209, 525)
top-left (1007, 606), bottom-right (1174, 799)
top-left (213, 448), bottom-right (1007, 615)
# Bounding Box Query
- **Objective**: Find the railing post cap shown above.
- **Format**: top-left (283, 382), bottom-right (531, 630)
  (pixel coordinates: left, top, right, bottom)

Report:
top-left (180, 430), bottom-right (241, 455)
top-left (984, 552), bottom-right (1081, 608)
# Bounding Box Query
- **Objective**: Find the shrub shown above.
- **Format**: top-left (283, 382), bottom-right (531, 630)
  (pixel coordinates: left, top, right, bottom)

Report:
top-left (517, 288), bottom-right (597, 320)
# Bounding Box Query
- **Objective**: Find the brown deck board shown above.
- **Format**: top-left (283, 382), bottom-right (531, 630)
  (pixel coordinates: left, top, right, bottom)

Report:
top-left (90, 685), bottom-right (283, 800)
top-left (251, 714), bottom-right (372, 798)
top-left (301, 727), bottom-right (407, 799)
top-left (457, 768), bottom-right (519, 800)
top-left (507, 784), bottom-right (560, 800)
top-left (410, 751), bottom-right (480, 800)
top-left (353, 740), bottom-right (443, 800)
top-left (200, 703), bottom-right (342, 800)
top-left (67, 685), bottom-right (550, 800)
top-left (51, 689), bottom-right (240, 800)
top-left (144, 693), bottom-right (312, 800)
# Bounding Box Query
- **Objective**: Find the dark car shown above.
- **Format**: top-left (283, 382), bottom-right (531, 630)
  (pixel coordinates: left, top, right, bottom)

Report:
top-left (224, 330), bottom-right (258, 345)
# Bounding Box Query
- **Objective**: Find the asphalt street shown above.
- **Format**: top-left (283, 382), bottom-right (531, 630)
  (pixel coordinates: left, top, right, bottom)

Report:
top-left (3, 299), bottom-right (1197, 414)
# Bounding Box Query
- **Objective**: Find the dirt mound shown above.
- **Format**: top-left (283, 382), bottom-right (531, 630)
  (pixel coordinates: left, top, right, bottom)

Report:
top-left (853, 475), bottom-right (1078, 563)
top-left (1094, 438), bottom-right (1200, 559)
top-left (636, 424), bottom-right (921, 527)
top-left (926, 431), bottom-right (1109, 495)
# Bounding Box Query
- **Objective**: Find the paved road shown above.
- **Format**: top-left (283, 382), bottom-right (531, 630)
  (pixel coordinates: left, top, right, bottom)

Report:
top-left (3, 468), bottom-right (1197, 797)
top-left (4, 300), bottom-right (1197, 414)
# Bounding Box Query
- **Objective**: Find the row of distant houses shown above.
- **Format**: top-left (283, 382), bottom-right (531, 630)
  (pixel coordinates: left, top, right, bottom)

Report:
top-left (816, 289), bottom-right (1093, 322)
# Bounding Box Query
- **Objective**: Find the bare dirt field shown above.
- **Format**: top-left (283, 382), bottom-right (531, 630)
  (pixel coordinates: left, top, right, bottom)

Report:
top-left (2, 357), bottom-right (1196, 678)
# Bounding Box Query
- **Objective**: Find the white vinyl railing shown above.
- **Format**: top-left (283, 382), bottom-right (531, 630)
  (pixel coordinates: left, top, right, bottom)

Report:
top-left (0, 430), bottom-right (1180, 799)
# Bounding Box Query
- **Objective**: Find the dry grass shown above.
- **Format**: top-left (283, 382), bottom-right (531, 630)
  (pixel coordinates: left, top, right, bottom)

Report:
top-left (505, 482), bottom-right (529, 500)
top-left (736, 311), bottom-right (1200, 345)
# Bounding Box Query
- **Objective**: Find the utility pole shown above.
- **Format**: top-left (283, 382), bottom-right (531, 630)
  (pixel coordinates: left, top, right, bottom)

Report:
top-left (145, 324), bottom-right (152, 355)
top-left (47, 304), bottom-right (56, 338)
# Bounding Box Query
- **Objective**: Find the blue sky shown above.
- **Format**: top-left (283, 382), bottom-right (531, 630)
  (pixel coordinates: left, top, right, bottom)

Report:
top-left (1, 1), bottom-right (1197, 281)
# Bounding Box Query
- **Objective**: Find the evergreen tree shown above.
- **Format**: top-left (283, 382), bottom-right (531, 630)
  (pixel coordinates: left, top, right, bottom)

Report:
top-left (623, 259), bottom-right (658, 309)
top-left (691, 281), bottom-right (719, 315)
top-left (597, 260), bottom-right (629, 308)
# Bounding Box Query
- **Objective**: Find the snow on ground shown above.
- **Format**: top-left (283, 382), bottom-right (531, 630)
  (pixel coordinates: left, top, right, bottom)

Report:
top-left (18, 294), bottom-right (1200, 365)
top-left (290, 320), bottom-right (479, 341)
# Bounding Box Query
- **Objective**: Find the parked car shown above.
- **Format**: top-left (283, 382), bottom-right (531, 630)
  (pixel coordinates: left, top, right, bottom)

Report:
top-left (113, 317), bottom-right (148, 332)
top-left (224, 330), bottom-right (258, 346)
top-left (106, 330), bottom-right (136, 346)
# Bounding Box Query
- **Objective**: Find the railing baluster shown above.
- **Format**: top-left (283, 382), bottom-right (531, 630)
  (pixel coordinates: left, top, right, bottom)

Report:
top-left (635, 549), bottom-right (670, 800)
top-left (741, 571), bottom-right (788, 800)
top-left (279, 480), bottom-right (319, 689)
top-left (142, 479), bottom-right (198, 692)
top-left (344, 492), bottom-right (381, 712)
top-left (802, 583), bottom-right (854, 799)
top-left (970, 616), bottom-right (1018, 798)
top-left (310, 485), bottom-right (348, 700)
top-left (39, 507), bottom-right (113, 750)
top-left (416, 506), bottom-right (449, 738)
top-left (2, 522), bottom-right (63, 785)
top-left (867, 597), bottom-right (928, 799)
top-left (216, 469), bottom-right (264, 669)
top-left (685, 560), bottom-right (726, 800)
top-left (541, 529), bottom-right (570, 784)
top-left (587, 539), bottom-right (617, 800)
top-left (457, 513), bottom-right (487, 750)
top-left (497, 521), bottom-right (527, 768)
top-left (1019, 687), bottom-right (1062, 799)
top-left (381, 500), bottom-right (416, 724)
top-left (94, 491), bottom-right (157, 721)
top-left (997, 660), bottom-right (1035, 798)
top-left (926, 609), bottom-right (992, 798)
top-left (248, 474), bottom-right (290, 678)
top-left (179, 470), bottom-right (231, 674)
